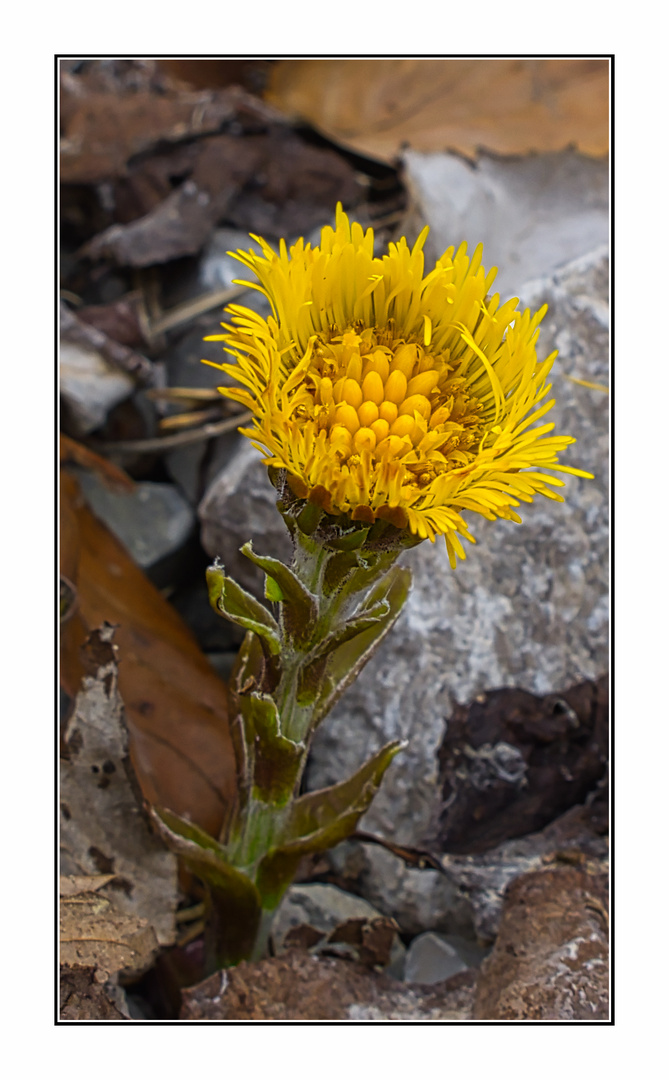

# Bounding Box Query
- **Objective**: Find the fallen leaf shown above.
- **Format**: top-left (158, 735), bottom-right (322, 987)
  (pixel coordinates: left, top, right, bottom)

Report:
top-left (60, 433), bottom-right (135, 493)
top-left (325, 916), bottom-right (399, 968)
top-left (266, 58), bottom-right (609, 164)
top-left (77, 299), bottom-right (147, 349)
top-left (61, 300), bottom-right (153, 384)
top-left (435, 677), bottom-right (609, 854)
top-left (80, 136), bottom-right (256, 266)
top-left (82, 130), bottom-right (360, 267)
top-left (60, 875), bottom-right (159, 976)
top-left (60, 469), bottom-right (236, 838)
top-left (283, 924), bottom-right (325, 950)
top-left (61, 625), bottom-right (179, 946)
top-left (156, 59), bottom-right (273, 92)
top-left (60, 964), bottom-right (128, 1021)
top-left (60, 874), bottom-right (117, 899)
top-left (60, 85), bottom-right (250, 184)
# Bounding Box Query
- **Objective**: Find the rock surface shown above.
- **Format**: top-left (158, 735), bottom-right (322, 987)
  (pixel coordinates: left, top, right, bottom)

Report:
top-left (436, 799), bottom-right (608, 942)
top-left (403, 149), bottom-right (609, 300)
top-left (76, 470), bottom-right (195, 573)
top-left (60, 339), bottom-right (135, 435)
top-left (404, 932), bottom-right (487, 985)
top-left (179, 951), bottom-right (477, 1021)
top-left (199, 228), bottom-right (265, 292)
top-left (199, 437), bottom-right (293, 595)
top-left (306, 246), bottom-right (609, 928)
top-left (472, 867), bottom-right (609, 1020)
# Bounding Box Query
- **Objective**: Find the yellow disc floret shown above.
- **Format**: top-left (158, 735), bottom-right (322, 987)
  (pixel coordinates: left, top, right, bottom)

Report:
top-left (204, 204), bottom-right (592, 566)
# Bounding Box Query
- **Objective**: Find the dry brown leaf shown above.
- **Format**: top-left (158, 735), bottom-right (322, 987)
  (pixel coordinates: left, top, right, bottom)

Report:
top-left (81, 130), bottom-right (360, 267)
top-left (156, 59), bottom-right (272, 92)
top-left (60, 433), bottom-right (135, 493)
top-left (77, 299), bottom-right (147, 349)
top-left (266, 58), bottom-right (609, 164)
top-left (61, 87), bottom-right (240, 184)
top-left (60, 470), bottom-right (236, 838)
top-left (61, 300), bottom-right (154, 384)
top-left (61, 625), bottom-right (179, 946)
top-left (60, 876), bottom-right (158, 976)
top-left (60, 965), bottom-right (128, 1021)
top-left (60, 874), bottom-right (117, 898)
top-left (60, 79), bottom-right (285, 185)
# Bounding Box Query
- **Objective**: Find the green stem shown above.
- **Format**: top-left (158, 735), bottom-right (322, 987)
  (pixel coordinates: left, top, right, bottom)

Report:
top-left (184, 499), bottom-right (412, 968)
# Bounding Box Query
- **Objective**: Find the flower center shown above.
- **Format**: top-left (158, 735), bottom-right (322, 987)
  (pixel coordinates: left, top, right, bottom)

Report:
top-left (302, 327), bottom-right (484, 476)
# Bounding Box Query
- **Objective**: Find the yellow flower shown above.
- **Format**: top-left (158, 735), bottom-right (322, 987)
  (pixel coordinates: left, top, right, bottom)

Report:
top-left (204, 205), bottom-right (592, 567)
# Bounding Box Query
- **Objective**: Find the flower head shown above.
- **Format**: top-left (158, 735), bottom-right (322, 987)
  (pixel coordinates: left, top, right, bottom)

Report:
top-left (205, 205), bottom-right (591, 566)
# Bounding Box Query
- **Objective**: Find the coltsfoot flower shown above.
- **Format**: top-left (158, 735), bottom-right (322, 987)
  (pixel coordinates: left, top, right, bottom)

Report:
top-left (205, 205), bottom-right (591, 566)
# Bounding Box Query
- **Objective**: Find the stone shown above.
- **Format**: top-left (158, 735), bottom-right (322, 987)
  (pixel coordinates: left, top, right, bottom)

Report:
top-left (200, 224), bottom-right (323, 295)
top-left (60, 339), bottom-right (134, 436)
top-left (437, 799), bottom-right (608, 943)
top-left (305, 245), bottom-right (609, 930)
top-left (402, 149), bottom-right (609, 300)
top-left (75, 469), bottom-right (195, 574)
top-left (472, 867), bottom-right (609, 1020)
top-left (198, 437), bottom-right (293, 595)
top-left (179, 950), bottom-right (477, 1021)
top-left (404, 932), bottom-right (488, 985)
top-left (162, 319), bottom-right (252, 507)
top-left (199, 228), bottom-right (266, 292)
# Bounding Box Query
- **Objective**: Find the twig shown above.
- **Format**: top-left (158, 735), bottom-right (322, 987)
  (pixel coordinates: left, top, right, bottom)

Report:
top-left (158, 406), bottom-right (224, 430)
top-left (144, 285), bottom-right (246, 340)
top-left (60, 300), bottom-right (154, 385)
top-left (351, 830), bottom-right (447, 874)
top-left (91, 411), bottom-right (252, 454)
top-left (145, 387), bottom-right (222, 403)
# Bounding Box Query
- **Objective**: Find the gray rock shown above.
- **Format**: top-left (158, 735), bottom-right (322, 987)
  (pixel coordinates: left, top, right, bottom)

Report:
top-left (162, 322), bottom-right (248, 506)
top-left (307, 246), bottom-right (608, 929)
top-left (325, 841), bottom-right (478, 940)
top-left (60, 339), bottom-right (134, 435)
top-left (403, 149), bottom-right (609, 299)
top-left (165, 433), bottom-right (243, 508)
top-left (199, 437), bottom-right (293, 595)
top-left (76, 470), bottom-right (195, 571)
top-left (404, 932), bottom-right (487, 985)
top-left (165, 323), bottom-right (237, 393)
top-left (199, 229), bottom-right (266, 292)
top-left (437, 810), bottom-right (608, 943)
